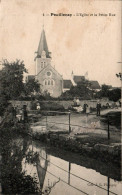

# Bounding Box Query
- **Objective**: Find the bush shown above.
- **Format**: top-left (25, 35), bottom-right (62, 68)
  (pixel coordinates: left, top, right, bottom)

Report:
top-left (100, 111), bottom-right (121, 129)
top-left (39, 101), bottom-right (65, 112)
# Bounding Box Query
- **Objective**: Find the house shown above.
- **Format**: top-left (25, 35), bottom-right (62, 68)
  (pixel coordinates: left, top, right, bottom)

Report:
top-left (63, 80), bottom-right (72, 92)
top-left (89, 80), bottom-right (101, 91)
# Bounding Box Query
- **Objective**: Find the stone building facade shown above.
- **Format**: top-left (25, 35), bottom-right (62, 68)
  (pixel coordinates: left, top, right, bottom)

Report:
top-left (35, 28), bottom-right (63, 97)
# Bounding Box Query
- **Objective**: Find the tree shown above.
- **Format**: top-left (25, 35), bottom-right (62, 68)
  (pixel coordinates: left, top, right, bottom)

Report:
top-left (108, 88), bottom-right (121, 102)
top-left (95, 84), bottom-right (110, 99)
top-left (0, 59), bottom-right (27, 100)
top-left (116, 73), bottom-right (122, 80)
top-left (61, 78), bottom-right (92, 99)
top-left (24, 78), bottom-right (40, 96)
top-left (100, 84), bottom-right (110, 97)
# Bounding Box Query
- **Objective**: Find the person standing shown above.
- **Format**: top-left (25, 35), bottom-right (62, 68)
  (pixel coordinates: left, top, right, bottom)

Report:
top-left (76, 98), bottom-right (80, 106)
top-left (86, 105), bottom-right (90, 117)
top-left (85, 104), bottom-right (90, 125)
top-left (23, 105), bottom-right (28, 123)
top-left (36, 103), bottom-right (40, 110)
top-left (83, 103), bottom-right (88, 113)
top-left (73, 97), bottom-right (77, 106)
top-left (96, 101), bottom-right (101, 116)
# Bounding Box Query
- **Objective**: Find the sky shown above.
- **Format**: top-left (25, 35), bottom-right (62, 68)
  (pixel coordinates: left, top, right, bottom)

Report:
top-left (0, 0), bottom-right (121, 87)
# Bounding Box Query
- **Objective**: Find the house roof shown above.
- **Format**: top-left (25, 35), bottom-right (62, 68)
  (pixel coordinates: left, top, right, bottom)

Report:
top-left (26, 75), bottom-right (35, 81)
top-left (90, 81), bottom-right (101, 89)
top-left (73, 75), bottom-right (85, 84)
top-left (107, 85), bottom-right (112, 89)
top-left (63, 80), bottom-right (72, 89)
top-left (36, 64), bottom-right (62, 79)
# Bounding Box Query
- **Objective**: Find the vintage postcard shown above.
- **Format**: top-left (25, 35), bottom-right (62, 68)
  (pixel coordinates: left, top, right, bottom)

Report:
top-left (0, 0), bottom-right (121, 194)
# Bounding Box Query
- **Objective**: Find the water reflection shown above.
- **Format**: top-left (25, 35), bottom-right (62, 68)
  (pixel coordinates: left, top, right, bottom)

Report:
top-left (0, 136), bottom-right (122, 195)
top-left (31, 141), bottom-right (122, 195)
top-left (0, 134), bottom-right (40, 194)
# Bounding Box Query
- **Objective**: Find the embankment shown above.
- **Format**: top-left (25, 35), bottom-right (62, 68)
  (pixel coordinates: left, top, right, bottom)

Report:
top-left (31, 131), bottom-right (121, 167)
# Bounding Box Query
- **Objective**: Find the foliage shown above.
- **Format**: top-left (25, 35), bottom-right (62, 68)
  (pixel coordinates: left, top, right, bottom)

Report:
top-left (59, 91), bottom-right (74, 100)
top-left (101, 111), bottom-right (121, 129)
top-left (61, 78), bottom-right (92, 100)
top-left (24, 78), bottom-right (40, 96)
top-left (95, 84), bottom-right (110, 99)
top-left (100, 84), bottom-right (110, 97)
top-left (95, 85), bottom-right (121, 102)
top-left (25, 151), bottom-right (39, 164)
top-left (31, 101), bottom-right (65, 113)
top-left (0, 121), bottom-right (40, 194)
top-left (116, 73), bottom-right (122, 80)
top-left (1, 141), bottom-right (40, 194)
top-left (108, 88), bottom-right (121, 102)
top-left (1, 173), bottom-right (40, 194)
top-left (0, 104), bottom-right (31, 136)
top-left (0, 59), bottom-right (27, 100)
top-left (40, 90), bottom-right (54, 100)
top-left (40, 101), bottom-right (65, 112)
top-left (0, 94), bottom-right (8, 116)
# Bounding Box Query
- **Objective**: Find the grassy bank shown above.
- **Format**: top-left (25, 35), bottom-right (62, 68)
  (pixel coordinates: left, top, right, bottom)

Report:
top-left (31, 130), bottom-right (121, 167)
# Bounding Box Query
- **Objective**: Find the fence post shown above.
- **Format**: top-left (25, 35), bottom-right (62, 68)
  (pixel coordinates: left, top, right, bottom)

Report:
top-left (46, 112), bottom-right (47, 130)
top-left (108, 115), bottom-right (110, 140)
top-left (69, 112), bottom-right (71, 133)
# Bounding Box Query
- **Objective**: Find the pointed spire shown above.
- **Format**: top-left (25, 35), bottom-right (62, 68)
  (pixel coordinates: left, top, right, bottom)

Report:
top-left (42, 14), bottom-right (44, 29)
top-left (71, 71), bottom-right (74, 78)
top-left (37, 28), bottom-right (50, 58)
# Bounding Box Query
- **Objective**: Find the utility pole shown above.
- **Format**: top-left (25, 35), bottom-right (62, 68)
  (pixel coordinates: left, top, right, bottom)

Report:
top-left (107, 115), bottom-right (110, 141)
top-left (69, 112), bottom-right (71, 133)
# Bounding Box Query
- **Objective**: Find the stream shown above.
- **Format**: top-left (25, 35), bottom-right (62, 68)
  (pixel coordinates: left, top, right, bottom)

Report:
top-left (0, 136), bottom-right (121, 195)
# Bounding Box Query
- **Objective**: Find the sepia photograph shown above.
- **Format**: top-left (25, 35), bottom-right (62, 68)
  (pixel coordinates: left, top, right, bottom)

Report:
top-left (0, 0), bottom-right (121, 194)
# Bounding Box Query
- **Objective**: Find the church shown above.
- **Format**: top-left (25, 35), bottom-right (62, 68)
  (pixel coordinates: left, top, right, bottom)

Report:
top-left (34, 27), bottom-right (63, 97)
top-left (27, 27), bottom-right (101, 97)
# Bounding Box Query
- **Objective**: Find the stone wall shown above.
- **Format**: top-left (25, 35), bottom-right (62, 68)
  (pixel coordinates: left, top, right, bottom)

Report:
top-left (9, 100), bottom-right (32, 110)
top-left (39, 99), bottom-right (114, 109)
top-left (9, 99), bottom-right (114, 111)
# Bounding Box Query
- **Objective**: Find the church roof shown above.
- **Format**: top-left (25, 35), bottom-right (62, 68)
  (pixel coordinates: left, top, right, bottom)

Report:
top-left (74, 75), bottom-right (85, 84)
top-left (36, 64), bottom-right (63, 78)
top-left (89, 81), bottom-right (101, 89)
top-left (26, 75), bottom-right (35, 82)
top-left (63, 80), bottom-right (72, 89)
top-left (37, 29), bottom-right (50, 58)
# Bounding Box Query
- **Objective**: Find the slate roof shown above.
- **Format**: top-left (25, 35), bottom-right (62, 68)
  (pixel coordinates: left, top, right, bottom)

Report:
top-left (26, 75), bottom-right (35, 82)
top-left (89, 81), bottom-right (101, 89)
top-left (36, 64), bottom-right (62, 78)
top-left (107, 85), bottom-right (112, 89)
top-left (63, 80), bottom-right (72, 89)
top-left (73, 76), bottom-right (85, 84)
top-left (37, 29), bottom-right (50, 58)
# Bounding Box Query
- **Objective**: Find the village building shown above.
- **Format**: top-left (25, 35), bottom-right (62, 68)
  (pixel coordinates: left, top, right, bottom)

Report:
top-left (34, 28), bottom-right (63, 97)
top-left (63, 72), bottom-right (101, 92)
top-left (26, 28), bottom-right (101, 97)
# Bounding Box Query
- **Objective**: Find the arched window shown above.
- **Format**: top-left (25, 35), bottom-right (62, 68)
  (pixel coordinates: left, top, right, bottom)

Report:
top-left (45, 80), bottom-right (47, 85)
top-left (51, 80), bottom-right (53, 85)
top-left (48, 80), bottom-right (50, 85)
top-left (44, 79), bottom-right (54, 86)
top-left (44, 62), bottom-right (46, 67)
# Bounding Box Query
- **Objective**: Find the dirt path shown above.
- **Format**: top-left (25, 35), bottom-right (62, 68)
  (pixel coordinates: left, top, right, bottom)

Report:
top-left (31, 108), bottom-right (120, 138)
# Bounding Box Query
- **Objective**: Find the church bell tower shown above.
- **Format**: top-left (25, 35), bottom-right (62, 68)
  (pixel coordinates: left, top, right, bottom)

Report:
top-left (35, 27), bottom-right (51, 75)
